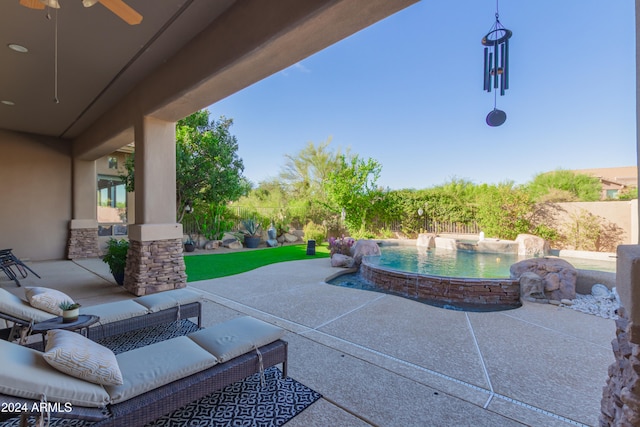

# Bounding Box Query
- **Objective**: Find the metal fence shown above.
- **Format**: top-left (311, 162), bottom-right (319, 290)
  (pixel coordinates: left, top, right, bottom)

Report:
top-left (383, 219), bottom-right (480, 235)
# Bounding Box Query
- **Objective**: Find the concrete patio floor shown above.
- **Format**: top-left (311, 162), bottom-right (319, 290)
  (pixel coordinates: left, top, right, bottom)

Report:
top-left (0, 257), bottom-right (616, 426)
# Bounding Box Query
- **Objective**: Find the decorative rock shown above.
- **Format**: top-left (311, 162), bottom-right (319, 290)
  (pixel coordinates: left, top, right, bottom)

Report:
top-left (331, 254), bottom-right (353, 268)
top-left (549, 300), bottom-right (561, 306)
top-left (560, 299), bottom-right (573, 306)
top-left (519, 272), bottom-right (547, 302)
top-left (515, 234), bottom-right (549, 257)
top-left (227, 241), bottom-right (243, 250)
top-left (222, 238), bottom-right (238, 248)
top-left (222, 232), bottom-right (238, 241)
top-left (545, 273), bottom-right (561, 292)
top-left (290, 230), bottom-right (305, 239)
top-left (284, 233), bottom-right (299, 243)
top-left (351, 240), bottom-right (381, 267)
top-left (510, 258), bottom-right (577, 301)
top-left (416, 233), bottom-right (436, 249)
top-left (266, 239), bottom-right (278, 248)
top-left (204, 240), bottom-right (220, 250)
top-left (592, 283), bottom-right (611, 298)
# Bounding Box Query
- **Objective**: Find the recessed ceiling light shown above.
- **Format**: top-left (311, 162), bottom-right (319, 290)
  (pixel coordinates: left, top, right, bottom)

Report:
top-left (1, 100), bottom-right (15, 106)
top-left (8, 44), bottom-right (28, 53)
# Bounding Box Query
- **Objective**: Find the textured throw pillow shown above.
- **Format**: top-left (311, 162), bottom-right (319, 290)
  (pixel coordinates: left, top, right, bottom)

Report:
top-left (25, 286), bottom-right (74, 316)
top-left (43, 329), bottom-right (123, 386)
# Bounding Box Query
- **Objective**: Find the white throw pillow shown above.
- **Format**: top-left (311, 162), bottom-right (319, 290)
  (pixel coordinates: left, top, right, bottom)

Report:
top-left (43, 329), bottom-right (123, 386)
top-left (25, 286), bottom-right (74, 316)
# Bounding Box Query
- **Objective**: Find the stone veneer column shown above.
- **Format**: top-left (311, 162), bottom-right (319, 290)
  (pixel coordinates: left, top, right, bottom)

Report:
top-left (67, 220), bottom-right (100, 259)
top-left (600, 245), bottom-right (640, 426)
top-left (124, 225), bottom-right (186, 296)
top-left (124, 116), bottom-right (186, 296)
top-left (68, 159), bottom-right (99, 259)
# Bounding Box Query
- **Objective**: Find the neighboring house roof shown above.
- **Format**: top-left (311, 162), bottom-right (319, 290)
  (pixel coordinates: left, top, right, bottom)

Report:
top-left (572, 166), bottom-right (638, 189)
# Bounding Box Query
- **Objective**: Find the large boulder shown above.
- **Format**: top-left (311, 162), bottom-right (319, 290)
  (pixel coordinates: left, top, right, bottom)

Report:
top-left (283, 233), bottom-right (299, 243)
top-left (351, 240), bottom-right (381, 267)
top-left (515, 234), bottom-right (549, 257)
top-left (416, 233), bottom-right (436, 249)
top-left (331, 253), bottom-right (353, 268)
top-left (510, 258), bottom-right (577, 301)
top-left (519, 271), bottom-right (547, 303)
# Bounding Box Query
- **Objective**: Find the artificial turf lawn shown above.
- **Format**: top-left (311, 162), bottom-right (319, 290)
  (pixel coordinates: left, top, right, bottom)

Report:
top-left (184, 244), bottom-right (331, 282)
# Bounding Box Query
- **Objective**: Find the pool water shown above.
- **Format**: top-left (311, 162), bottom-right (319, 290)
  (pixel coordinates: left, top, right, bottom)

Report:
top-left (365, 246), bottom-right (616, 278)
top-left (366, 247), bottom-right (518, 278)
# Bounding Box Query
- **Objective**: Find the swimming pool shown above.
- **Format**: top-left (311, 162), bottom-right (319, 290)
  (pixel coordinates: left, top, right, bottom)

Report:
top-left (366, 246), bottom-right (519, 278)
top-left (365, 246), bottom-right (616, 277)
top-left (327, 244), bottom-right (616, 312)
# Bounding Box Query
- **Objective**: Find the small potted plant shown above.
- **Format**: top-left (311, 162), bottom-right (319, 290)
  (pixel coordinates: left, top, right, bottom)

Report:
top-left (102, 238), bottom-right (129, 286)
top-left (242, 218), bottom-right (261, 248)
top-left (184, 235), bottom-right (196, 252)
top-left (59, 301), bottom-right (81, 323)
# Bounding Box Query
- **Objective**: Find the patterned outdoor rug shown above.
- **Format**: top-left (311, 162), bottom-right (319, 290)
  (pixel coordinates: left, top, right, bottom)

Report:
top-left (3, 320), bottom-right (321, 427)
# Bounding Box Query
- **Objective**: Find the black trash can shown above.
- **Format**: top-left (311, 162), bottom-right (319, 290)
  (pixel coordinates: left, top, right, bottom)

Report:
top-left (306, 239), bottom-right (316, 256)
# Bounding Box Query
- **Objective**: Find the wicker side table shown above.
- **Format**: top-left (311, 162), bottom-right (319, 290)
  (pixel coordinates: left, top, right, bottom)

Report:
top-left (32, 314), bottom-right (100, 348)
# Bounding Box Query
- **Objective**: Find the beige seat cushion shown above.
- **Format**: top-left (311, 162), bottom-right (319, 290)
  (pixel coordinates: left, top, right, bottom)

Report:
top-left (24, 287), bottom-right (75, 316)
top-left (188, 316), bottom-right (285, 363)
top-left (0, 339), bottom-right (110, 407)
top-left (43, 329), bottom-right (123, 386)
top-left (104, 335), bottom-right (218, 404)
top-left (81, 299), bottom-right (149, 325)
top-left (0, 288), bottom-right (55, 323)
top-left (134, 288), bottom-right (202, 312)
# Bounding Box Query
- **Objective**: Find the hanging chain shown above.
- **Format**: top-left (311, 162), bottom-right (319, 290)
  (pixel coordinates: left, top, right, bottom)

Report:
top-left (54, 7), bottom-right (59, 104)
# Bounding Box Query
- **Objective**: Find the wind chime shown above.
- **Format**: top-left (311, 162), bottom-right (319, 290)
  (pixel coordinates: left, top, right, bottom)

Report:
top-left (482, 1), bottom-right (512, 127)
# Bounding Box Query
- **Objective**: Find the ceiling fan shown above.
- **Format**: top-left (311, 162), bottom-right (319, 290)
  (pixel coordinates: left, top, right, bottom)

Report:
top-left (19, 0), bottom-right (143, 25)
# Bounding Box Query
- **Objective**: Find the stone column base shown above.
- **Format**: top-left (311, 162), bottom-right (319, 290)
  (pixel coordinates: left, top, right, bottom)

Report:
top-left (600, 306), bottom-right (640, 426)
top-left (123, 238), bottom-right (187, 296)
top-left (67, 221), bottom-right (99, 259)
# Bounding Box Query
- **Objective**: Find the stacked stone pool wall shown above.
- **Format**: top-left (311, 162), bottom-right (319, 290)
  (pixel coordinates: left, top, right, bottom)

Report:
top-left (360, 259), bottom-right (521, 310)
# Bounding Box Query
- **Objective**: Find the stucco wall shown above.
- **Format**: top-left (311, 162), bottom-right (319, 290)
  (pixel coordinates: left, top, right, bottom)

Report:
top-left (553, 200), bottom-right (638, 245)
top-left (0, 130), bottom-right (71, 260)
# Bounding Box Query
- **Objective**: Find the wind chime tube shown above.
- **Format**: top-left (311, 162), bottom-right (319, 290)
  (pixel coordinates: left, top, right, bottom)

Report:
top-left (493, 40), bottom-right (499, 89)
top-left (504, 37), bottom-right (509, 90)
top-left (500, 42), bottom-right (505, 96)
top-left (487, 52), bottom-right (493, 92)
top-left (483, 47), bottom-right (489, 91)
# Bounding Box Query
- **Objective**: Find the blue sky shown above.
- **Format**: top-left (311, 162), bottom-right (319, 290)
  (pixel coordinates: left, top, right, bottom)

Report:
top-left (208, 0), bottom-right (636, 190)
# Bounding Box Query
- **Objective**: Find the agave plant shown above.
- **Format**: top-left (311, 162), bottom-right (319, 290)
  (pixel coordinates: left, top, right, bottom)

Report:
top-left (59, 300), bottom-right (81, 311)
top-left (241, 218), bottom-right (261, 237)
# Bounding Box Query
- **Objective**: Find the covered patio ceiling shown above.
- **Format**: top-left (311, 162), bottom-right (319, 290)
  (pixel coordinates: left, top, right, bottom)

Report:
top-left (0, 0), bottom-right (418, 159)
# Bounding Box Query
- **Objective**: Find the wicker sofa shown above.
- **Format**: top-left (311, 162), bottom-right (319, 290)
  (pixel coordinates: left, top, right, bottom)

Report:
top-left (0, 287), bottom-right (202, 342)
top-left (0, 316), bottom-right (288, 426)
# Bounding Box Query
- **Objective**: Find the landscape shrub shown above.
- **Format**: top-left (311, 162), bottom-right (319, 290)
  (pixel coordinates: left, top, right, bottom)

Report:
top-left (303, 221), bottom-right (327, 243)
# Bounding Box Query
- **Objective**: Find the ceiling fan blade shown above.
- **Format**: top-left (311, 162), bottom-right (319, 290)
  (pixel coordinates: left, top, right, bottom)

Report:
top-left (19, 0), bottom-right (45, 9)
top-left (98, 0), bottom-right (143, 25)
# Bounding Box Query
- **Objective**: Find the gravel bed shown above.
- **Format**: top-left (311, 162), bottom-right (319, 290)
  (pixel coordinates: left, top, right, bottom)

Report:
top-left (563, 290), bottom-right (620, 320)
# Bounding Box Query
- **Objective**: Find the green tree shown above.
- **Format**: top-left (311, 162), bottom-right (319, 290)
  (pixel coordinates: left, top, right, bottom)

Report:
top-left (525, 169), bottom-right (601, 202)
top-left (280, 138), bottom-right (343, 196)
top-left (121, 110), bottom-right (250, 222)
top-left (618, 187), bottom-right (638, 200)
top-left (324, 155), bottom-right (382, 235)
top-left (278, 138), bottom-right (347, 220)
top-left (474, 182), bottom-right (534, 240)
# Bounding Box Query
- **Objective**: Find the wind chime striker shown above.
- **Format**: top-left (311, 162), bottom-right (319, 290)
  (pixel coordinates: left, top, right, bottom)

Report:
top-left (482, 7), bottom-right (512, 127)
